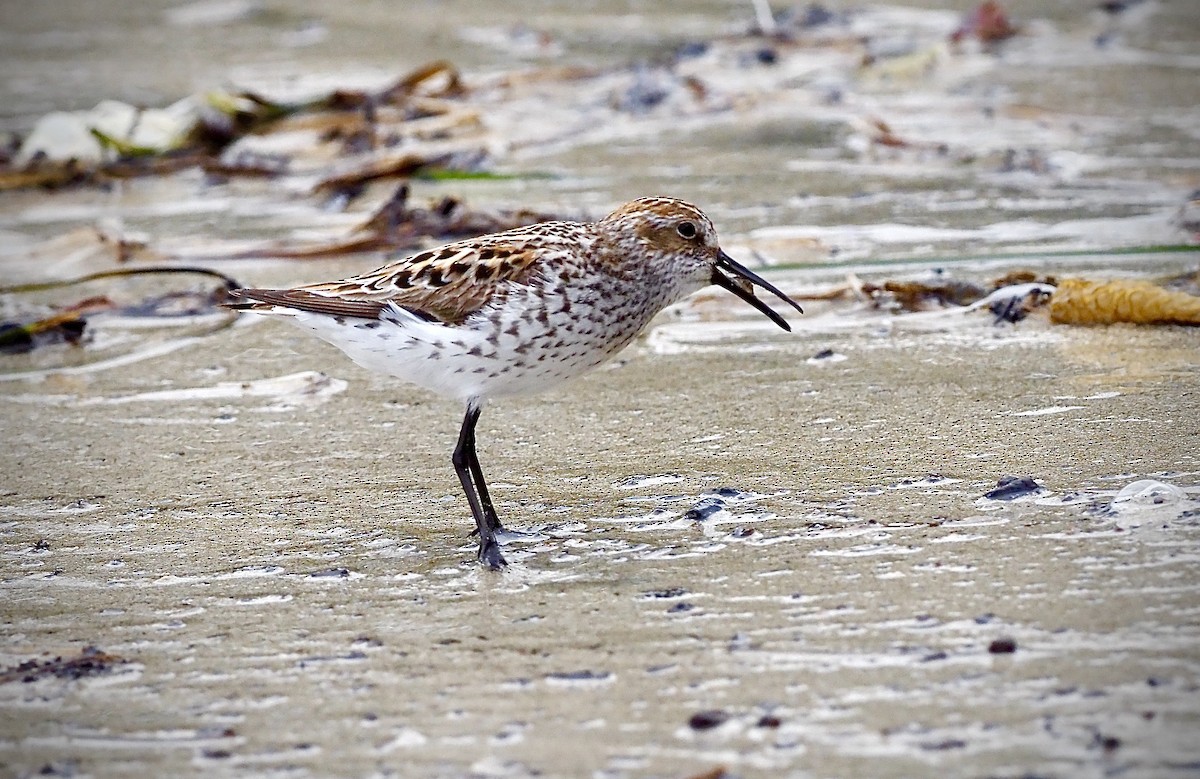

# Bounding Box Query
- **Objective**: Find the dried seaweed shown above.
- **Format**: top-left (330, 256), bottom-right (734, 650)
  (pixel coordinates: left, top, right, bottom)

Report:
top-left (0, 296), bottom-right (110, 354)
top-left (0, 646), bottom-right (128, 683)
top-left (357, 185), bottom-right (564, 244)
top-left (0, 61), bottom-right (475, 192)
top-left (862, 278), bottom-right (989, 312)
top-left (1050, 278), bottom-right (1200, 326)
top-left (0, 266), bottom-right (241, 296)
top-left (0, 267), bottom-right (242, 353)
top-left (311, 149), bottom-right (485, 196)
top-left (224, 185), bottom-right (567, 260)
top-left (951, 2), bottom-right (1019, 47)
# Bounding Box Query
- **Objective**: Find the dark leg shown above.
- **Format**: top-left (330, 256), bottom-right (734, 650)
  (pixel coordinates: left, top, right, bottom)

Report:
top-left (452, 405), bottom-right (506, 568)
top-left (462, 415), bottom-right (503, 534)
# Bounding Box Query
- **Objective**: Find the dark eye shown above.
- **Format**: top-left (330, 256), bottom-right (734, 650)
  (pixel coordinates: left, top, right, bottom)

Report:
top-left (676, 221), bottom-right (698, 239)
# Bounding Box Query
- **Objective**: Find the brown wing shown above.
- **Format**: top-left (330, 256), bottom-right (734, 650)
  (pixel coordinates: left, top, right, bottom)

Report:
top-left (291, 224), bottom-right (585, 324)
top-left (225, 288), bottom-right (389, 319)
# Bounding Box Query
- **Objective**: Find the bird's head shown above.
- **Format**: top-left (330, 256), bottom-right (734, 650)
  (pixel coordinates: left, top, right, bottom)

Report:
top-left (600, 197), bottom-right (804, 330)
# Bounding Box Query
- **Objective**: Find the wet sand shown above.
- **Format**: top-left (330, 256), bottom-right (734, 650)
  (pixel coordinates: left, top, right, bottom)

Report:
top-left (2, 1), bottom-right (1200, 777)
top-left (3, 277), bottom-right (1199, 777)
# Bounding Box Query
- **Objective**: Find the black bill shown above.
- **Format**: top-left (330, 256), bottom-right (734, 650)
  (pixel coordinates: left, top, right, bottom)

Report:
top-left (711, 251), bottom-right (804, 332)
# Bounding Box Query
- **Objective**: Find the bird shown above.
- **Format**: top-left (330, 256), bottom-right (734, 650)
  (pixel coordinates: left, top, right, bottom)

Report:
top-left (224, 197), bottom-right (804, 568)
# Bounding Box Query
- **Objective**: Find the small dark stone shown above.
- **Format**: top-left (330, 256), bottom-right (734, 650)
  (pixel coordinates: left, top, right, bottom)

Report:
top-left (1100, 735), bottom-right (1121, 752)
top-left (309, 567), bottom-right (350, 578)
top-left (2, 646), bottom-right (127, 684)
top-left (668, 602), bottom-right (695, 613)
top-left (685, 497), bottom-right (725, 522)
top-left (988, 638), bottom-right (1018, 654)
top-left (811, 347), bottom-right (836, 360)
top-left (983, 475), bottom-right (1043, 500)
top-left (920, 739), bottom-right (967, 751)
top-left (756, 714), bottom-right (782, 728)
top-left (798, 3), bottom-right (836, 28)
top-left (755, 47), bottom-right (778, 65)
top-left (642, 587), bottom-right (687, 599)
top-left (922, 651), bottom-right (948, 662)
top-left (708, 487), bottom-right (746, 499)
top-left (974, 613), bottom-right (996, 624)
top-left (676, 41), bottom-right (709, 59)
top-left (202, 749), bottom-right (232, 759)
top-left (688, 710), bottom-right (729, 731)
top-left (548, 670), bottom-right (606, 681)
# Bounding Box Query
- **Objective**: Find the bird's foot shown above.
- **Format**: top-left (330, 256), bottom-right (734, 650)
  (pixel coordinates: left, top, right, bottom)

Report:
top-left (479, 537), bottom-right (507, 570)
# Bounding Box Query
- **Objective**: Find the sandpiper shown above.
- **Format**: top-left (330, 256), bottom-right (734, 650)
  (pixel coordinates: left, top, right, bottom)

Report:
top-left (226, 197), bottom-right (803, 568)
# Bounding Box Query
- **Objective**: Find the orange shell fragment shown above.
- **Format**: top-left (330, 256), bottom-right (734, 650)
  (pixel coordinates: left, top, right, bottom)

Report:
top-left (1049, 278), bottom-right (1200, 326)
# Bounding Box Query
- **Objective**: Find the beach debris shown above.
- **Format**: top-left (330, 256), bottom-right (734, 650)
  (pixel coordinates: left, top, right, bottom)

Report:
top-left (951, 1), bottom-right (1019, 48)
top-left (0, 298), bottom-right (106, 354)
top-left (774, 269), bottom-right (1195, 329)
top-left (1162, 267), bottom-right (1200, 297)
top-left (863, 277), bottom-right (988, 312)
top-left (220, 185), bottom-right (568, 260)
top-left (987, 637), bottom-right (1018, 654)
top-left (1049, 278), bottom-right (1200, 326)
top-left (685, 497), bottom-right (727, 522)
top-left (0, 646), bottom-right (129, 683)
top-left (641, 587), bottom-right (688, 600)
top-left (0, 267), bottom-right (241, 354)
top-left (688, 709), bottom-right (730, 731)
top-left (0, 61), bottom-right (479, 192)
top-left (965, 282), bottom-right (1056, 324)
top-left (983, 475), bottom-right (1044, 500)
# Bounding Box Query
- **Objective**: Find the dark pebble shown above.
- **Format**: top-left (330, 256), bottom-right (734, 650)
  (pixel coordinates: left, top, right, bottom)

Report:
top-left (668, 602), bottom-right (695, 613)
top-left (921, 651), bottom-right (948, 662)
top-left (642, 587), bottom-right (687, 599)
top-left (983, 475), bottom-right (1043, 500)
top-left (798, 3), bottom-right (837, 27)
top-left (755, 47), bottom-right (778, 65)
top-left (708, 487), bottom-right (747, 499)
top-left (811, 347), bottom-right (836, 360)
top-left (309, 567), bottom-right (350, 578)
top-left (546, 670), bottom-right (610, 682)
top-left (988, 638), bottom-right (1018, 654)
top-left (3, 646), bottom-right (127, 684)
top-left (685, 497), bottom-right (725, 522)
top-left (688, 710), bottom-right (729, 730)
top-left (756, 714), bottom-right (782, 728)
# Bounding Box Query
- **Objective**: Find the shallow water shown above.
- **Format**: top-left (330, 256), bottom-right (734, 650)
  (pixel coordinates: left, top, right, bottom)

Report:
top-left (2, 1), bottom-right (1200, 778)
